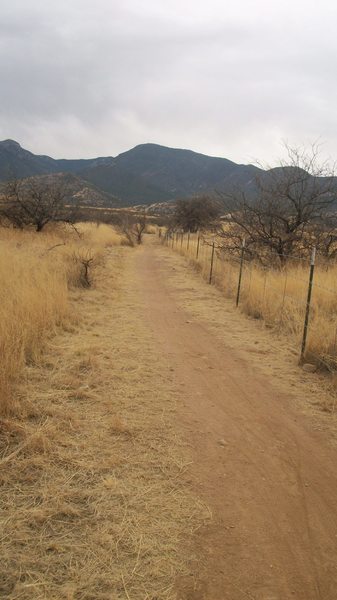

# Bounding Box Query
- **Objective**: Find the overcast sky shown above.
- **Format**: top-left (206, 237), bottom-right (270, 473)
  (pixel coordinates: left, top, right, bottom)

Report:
top-left (1, 0), bottom-right (337, 164)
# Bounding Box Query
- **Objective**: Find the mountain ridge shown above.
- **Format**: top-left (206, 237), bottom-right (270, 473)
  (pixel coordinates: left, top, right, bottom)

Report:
top-left (0, 139), bottom-right (264, 206)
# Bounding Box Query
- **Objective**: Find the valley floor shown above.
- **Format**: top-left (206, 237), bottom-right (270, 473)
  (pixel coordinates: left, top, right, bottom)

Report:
top-left (2, 236), bottom-right (337, 599)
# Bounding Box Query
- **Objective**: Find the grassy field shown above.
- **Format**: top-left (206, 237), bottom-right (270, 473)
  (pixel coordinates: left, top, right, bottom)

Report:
top-left (0, 223), bottom-right (124, 413)
top-left (0, 228), bottom-right (206, 599)
top-left (170, 232), bottom-right (337, 369)
top-left (2, 223), bottom-right (337, 598)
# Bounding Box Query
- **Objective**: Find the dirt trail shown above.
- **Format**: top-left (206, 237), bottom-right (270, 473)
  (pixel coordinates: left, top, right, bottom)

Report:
top-left (133, 241), bottom-right (337, 600)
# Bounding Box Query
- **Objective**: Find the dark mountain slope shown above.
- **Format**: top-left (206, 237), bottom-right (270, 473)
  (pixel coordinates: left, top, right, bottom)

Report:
top-left (80, 143), bottom-right (262, 203)
top-left (0, 139), bottom-right (58, 180)
top-left (79, 161), bottom-right (171, 205)
top-left (0, 139), bottom-right (113, 180)
top-left (115, 143), bottom-right (260, 195)
top-left (0, 139), bottom-right (288, 206)
top-left (56, 156), bottom-right (114, 173)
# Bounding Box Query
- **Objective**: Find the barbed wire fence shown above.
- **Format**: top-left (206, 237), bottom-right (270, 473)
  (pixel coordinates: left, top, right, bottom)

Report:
top-left (162, 230), bottom-right (337, 373)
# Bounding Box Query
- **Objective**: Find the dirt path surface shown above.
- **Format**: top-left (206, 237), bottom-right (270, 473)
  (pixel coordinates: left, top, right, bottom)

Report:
top-left (133, 241), bottom-right (337, 600)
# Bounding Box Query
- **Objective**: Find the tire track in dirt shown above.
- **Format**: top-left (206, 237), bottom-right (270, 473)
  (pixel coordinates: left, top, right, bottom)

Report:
top-left (133, 242), bottom-right (337, 600)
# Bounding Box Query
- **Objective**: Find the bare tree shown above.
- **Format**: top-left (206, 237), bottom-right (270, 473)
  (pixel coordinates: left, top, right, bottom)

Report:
top-left (217, 144), bottom-right (337, 265)
top-left (0, 176), bottom-right (77, 232)
top-left (308, 213), bottom-right (337, 260)
top-left (133, 211), bottom-right (147, 244)
top-left (115, 210), bottom-right (147, 246)
top-left (172, 196), bottom-right (221, 233)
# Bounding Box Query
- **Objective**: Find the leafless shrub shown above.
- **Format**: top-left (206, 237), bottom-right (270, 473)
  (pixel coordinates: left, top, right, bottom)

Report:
top-left (115, 210), bottom-right (147, 245)
top-left (72, 249), bottom-right (95, 287)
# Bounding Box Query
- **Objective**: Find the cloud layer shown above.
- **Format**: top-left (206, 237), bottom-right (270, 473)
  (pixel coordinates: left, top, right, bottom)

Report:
top-left (1, 0), bottom-right (337, 164)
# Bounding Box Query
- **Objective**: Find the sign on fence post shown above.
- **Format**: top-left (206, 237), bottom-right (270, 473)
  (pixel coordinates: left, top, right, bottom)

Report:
top-left (209, 242), bottom-right (215, 284)
top-left (300, 247), bottom-right (316, 362)
top-left (236, 239), bottom-right (245, 307)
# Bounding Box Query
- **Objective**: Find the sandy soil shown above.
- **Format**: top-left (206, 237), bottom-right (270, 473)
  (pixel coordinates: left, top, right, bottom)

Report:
top-left (133, 239), bottom-right (337, 600)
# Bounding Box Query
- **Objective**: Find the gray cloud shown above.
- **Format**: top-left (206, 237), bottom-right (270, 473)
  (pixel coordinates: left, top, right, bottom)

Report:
top-left (1, 0), bottom-right (337, 164)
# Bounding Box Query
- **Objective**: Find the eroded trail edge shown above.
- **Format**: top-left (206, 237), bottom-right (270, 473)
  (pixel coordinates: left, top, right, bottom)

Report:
top-left (134, 242), bottom-right (337, 600)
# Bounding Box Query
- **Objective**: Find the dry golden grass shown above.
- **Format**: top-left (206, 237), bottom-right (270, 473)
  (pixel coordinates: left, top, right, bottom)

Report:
top-left (0, 245), bottom-right (206, 599)
top-left (75, 221), bottom-right (125, 248)
top-left (171, 233), bottom-right (337, 369)
top-left (0, 223), bottom-right (125, 413)
top-left (145, 224), bottom-right (157, 235)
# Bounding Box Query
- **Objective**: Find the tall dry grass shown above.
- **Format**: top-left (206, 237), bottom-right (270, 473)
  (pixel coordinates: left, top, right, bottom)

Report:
top-left (0, 222), bottom-right (125, 412)
top-left (0, 243), bottom-right (207, 600)
top-left (170, 232), bottom-right (337, 368)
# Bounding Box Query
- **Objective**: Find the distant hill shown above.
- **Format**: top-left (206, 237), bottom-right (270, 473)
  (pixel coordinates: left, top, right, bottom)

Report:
top-left (32, 173), bottom-right (120, 208)
top-left (0, 139), bottom-right (58, 180)
top-left (113, 143), bottom-right (260, 198)
top-left (76, 144), bottom-right (262, 204)
top-left (79, 160), bottom-right (171, 205)
top-left (0, 139), bottom-right (113, 179)
top-left (0, 139), bottom-right (265, 206)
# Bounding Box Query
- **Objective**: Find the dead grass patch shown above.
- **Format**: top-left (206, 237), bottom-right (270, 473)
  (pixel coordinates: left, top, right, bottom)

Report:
top-left (0, 246), bottom-right (207, 599)
top-left (0, 223), bottom-right (125, 413)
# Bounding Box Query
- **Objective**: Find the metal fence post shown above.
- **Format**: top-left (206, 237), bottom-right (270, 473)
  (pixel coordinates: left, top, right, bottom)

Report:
top-left (300, 247), bottom-right (316, 362)
top-left (209, 242), bottom-right (215, 284)
top-left (236, 239), bottom-right (245, 307)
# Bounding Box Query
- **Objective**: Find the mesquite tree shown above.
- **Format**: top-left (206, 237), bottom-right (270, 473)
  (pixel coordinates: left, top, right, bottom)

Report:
top-left (172, 196), bottom-right (221, 233)
top-left (0, 176), bottom-right (75, 231)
